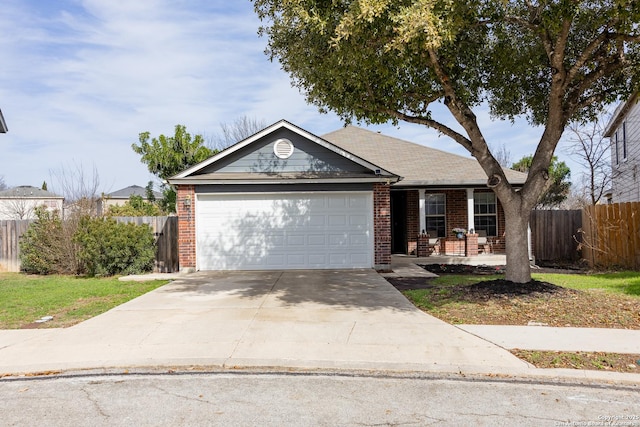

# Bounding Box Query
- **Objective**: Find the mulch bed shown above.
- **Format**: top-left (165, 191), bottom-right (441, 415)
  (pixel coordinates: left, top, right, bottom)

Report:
top-left (392, 264), bottom-right (577, 300)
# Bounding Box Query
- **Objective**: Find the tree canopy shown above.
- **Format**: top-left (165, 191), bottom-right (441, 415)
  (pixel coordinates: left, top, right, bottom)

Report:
top-left (254, 0), bottom-right (640, 282)
top-left (132, 125), bottom-right (214, 212)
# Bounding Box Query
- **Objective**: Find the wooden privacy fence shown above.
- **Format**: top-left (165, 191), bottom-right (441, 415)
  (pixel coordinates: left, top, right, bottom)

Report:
top-left (581, 202), bottom-right (640, 270)
top-left (0, 216), bottom-right (179, 273)
top-left (0, 220), bottom-right (31, 272)
top-left (529, 210), bottom-right (582, 263)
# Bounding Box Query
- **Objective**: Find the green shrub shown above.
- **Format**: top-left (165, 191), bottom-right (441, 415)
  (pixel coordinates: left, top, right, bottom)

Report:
top-left (74, 217), bottom-right (155, 276)
top-left (19, 209), bottom-right (64, 274)
top-left (106, 195), bottom-right (164, 216)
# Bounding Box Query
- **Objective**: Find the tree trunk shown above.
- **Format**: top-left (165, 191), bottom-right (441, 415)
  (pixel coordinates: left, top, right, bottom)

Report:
top-left (502, 201), bottom-right (532, 283)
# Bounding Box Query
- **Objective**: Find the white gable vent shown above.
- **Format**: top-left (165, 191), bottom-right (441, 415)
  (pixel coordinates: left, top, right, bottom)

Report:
top-left (273, 138), bottom-right (294, 159)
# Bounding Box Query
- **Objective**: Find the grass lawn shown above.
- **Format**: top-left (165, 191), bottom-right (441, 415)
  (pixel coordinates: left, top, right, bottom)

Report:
top-left (392, 270), bottom-right (640, 373)
top-left (0, 273), bottom-right (168, 329)
top-left (400, 271), bottom-right (640, 328)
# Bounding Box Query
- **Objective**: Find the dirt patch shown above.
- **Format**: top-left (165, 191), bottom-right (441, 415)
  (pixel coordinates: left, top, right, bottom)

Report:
top-left (512, 350), bottom-right (640, 373)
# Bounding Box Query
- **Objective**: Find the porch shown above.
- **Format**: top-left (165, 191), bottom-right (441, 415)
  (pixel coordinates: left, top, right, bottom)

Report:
top-left (392, 253), bottom-right (506, 268)
top-left (390, 188), bottom-right (507, 257)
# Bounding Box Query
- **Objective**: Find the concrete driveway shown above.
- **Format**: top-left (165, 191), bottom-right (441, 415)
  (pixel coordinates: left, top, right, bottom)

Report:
top-left (0, 270), bottom-right (530, 375)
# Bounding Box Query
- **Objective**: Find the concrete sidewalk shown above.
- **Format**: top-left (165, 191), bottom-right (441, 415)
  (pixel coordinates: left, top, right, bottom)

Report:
top-left (459, 325), bottom-right (640, 354)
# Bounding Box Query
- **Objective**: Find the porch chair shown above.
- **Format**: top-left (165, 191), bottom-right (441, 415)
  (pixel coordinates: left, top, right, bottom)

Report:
top-left (477, 230), bottom-right (492, 254)
top-left (426, 230), bottom-right (440, 255)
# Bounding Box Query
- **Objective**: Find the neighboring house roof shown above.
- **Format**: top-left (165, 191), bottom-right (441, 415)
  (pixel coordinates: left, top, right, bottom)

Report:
top-left (105, 185), bottom-right (162, 200)
top-left (0, 185), bottom-right (63, 199)
top-left (0, 108), bottom-right (7, 133)
top-left (604, 92), bottom-right (638, 137)
top-left (322, 126), bottom-right (527, 187)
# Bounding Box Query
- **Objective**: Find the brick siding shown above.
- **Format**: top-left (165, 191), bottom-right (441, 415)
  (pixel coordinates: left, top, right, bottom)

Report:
top-left (406, 190), bottom-right (419, 255)
top-left (373, 183), bottom-right (391, 269)
top-left (176, 185), bottom-right (196, 271)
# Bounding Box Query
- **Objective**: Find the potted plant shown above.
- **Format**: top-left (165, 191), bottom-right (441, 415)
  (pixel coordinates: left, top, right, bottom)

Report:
top-left (451, 228), bottom-right (466, 239)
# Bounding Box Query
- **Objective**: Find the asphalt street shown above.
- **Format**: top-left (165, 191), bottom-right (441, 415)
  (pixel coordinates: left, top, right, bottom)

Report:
top-left (1, 371), bottom-right (638, 426)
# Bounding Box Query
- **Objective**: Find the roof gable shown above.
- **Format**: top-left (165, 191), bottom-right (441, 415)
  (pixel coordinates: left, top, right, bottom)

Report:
top-left (604, 92), bottom-right (638, 137)
top-left (323, 126), bottom-right (527, 187)
top-left (170, 120), bottom-right (397, 184)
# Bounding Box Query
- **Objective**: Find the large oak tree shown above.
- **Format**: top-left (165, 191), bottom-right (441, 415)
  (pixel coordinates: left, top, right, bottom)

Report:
top-left (253, 0), bottom-right (640, 283)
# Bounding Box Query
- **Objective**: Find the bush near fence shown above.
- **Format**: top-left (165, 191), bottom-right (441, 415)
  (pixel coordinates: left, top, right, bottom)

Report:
top-left (0, 216), bottom-right (178, 273)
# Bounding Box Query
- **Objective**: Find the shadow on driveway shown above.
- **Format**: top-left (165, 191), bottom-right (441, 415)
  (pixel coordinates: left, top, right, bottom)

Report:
top-left (158, 269), bottom-right (417, 312)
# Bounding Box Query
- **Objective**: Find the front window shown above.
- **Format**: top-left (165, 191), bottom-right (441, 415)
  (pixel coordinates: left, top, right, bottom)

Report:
top-left (425, 193), bottom-right (446, 237)
top-left (474, 192), bottom-right (497, 236)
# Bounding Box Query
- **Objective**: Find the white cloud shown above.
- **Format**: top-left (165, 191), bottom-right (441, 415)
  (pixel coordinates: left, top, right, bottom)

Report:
top-left (0, 0), bottom-right (590, 193)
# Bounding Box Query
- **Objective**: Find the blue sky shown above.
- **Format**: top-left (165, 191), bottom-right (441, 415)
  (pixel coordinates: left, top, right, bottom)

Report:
top-left (1, 0), bottom-right (585, 195)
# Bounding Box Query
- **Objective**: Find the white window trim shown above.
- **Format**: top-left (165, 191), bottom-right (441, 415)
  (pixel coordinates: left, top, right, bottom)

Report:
top-left (473, 192), bottom-right (498, 236)
top-left (424, 192), bottom-right (446, 237)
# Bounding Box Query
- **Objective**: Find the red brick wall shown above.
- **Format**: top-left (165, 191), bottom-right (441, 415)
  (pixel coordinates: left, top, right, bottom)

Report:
top-left (176, 185), bottom-right (196, 270)
top-left (373, 183), bottom-right (391, 269)
top-left (406, 190), bottom-right (419, 255)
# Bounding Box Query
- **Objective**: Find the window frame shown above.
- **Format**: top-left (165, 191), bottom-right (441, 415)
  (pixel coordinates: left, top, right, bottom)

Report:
top-left (424, 193), bottom-right (446, 238)
top-left (473, 192), bottom-right (498, 237)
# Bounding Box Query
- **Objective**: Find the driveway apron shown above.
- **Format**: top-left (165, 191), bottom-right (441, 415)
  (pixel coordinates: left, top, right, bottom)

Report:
top-left (0, 270), bottom-right (529, 375)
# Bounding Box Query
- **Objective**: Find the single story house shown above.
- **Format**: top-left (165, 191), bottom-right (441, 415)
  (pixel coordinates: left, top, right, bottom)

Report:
top-left (98, 185), bottom-right (163, 215)
top-left (0, 186), bottom-right (64, 220)
top-left (169, 120), bottom-right (527, 272)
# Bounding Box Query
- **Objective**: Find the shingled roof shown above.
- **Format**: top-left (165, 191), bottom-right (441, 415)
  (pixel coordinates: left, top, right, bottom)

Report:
top-left (322, 126), bottom-right (527, 187)
top-left (0, 186), bottom-right (62, 198)
top-left (106, 185), bottom-right (162, 200)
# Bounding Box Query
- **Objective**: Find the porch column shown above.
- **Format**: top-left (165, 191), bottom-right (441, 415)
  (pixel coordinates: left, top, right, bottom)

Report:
top-left (373, 183), bottom-right (391, 271)
top-left (418, 189), bottom-right (426, 233)
top-left (177, 185), bottom-right (196, 273)
top-left (466, 188), bottom-right (475, 232)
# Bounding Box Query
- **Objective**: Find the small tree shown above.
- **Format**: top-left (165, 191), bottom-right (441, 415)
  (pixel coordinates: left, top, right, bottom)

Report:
top-left (132, 125), bottom-right (213, 213)
top-left (0, 197), bottom-right (37, 220)
top-left (512, 155), bottom-right (571, 209)
top-left (49, 162), bottom-right (101, 217)
top-left (210, 116), bottom-right (267, 150)
top-left (0, 176), bottom-right (8, 191)
top-left (566, 113), bottom-right (612, 205)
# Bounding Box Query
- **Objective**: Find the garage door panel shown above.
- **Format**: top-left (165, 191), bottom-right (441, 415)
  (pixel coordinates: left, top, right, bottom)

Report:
top-left (328, 215), bottom-right (347, 226)
top-left (308, 235), bottom-right (326, 246)
top-left (196, 192), bottom-right (373, 270)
